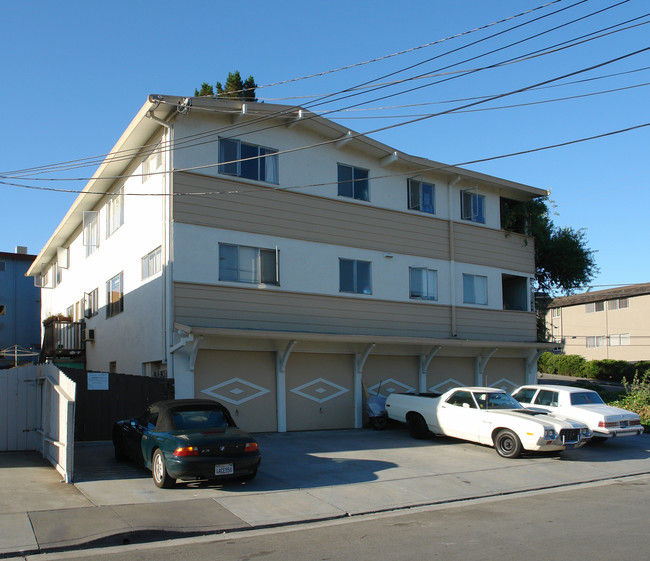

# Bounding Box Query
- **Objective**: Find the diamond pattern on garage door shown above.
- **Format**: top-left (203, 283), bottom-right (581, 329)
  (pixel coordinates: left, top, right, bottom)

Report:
top-left (430, 378), bottom-right (465, 393)
top-left (490, 378), bottom-right (518, 393)
top-left (369, 378), bottom-right (415, 396)
top-left (290, 378), bottom-right (349, 404)
top-left (201, 377), bottom-right (270, 405)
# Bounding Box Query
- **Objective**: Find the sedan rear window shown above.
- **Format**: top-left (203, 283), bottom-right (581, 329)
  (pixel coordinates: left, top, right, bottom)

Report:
top-left (570, 392), bottom-right (605, 406)
top-left (172, 409), bottom-right (230, 430)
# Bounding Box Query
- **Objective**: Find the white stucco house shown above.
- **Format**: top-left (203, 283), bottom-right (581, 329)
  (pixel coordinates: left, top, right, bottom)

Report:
top-left (28, 94), bottom-right (553, 432)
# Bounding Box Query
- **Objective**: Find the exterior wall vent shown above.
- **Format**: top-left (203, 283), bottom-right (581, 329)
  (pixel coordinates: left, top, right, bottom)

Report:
top-left (15, 246), bottom-right (28, 254)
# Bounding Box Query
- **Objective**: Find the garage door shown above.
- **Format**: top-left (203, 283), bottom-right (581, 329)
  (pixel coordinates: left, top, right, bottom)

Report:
top-left (286, 353), bottom-right (354, 431)
top-left (194, 350), bottom-right (277, 433)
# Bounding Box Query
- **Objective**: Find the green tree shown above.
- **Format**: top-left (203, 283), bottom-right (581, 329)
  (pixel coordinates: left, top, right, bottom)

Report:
top-left (194, 82), bottom-right (214, 97)
top-left (501, 197), bottom-right (598, 341)
top-left (216, 71), bottom-right (257, 101)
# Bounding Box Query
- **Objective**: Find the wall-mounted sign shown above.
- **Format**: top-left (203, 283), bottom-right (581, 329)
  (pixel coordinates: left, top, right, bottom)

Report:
top-left (88, 371), bottom-right (109, 391)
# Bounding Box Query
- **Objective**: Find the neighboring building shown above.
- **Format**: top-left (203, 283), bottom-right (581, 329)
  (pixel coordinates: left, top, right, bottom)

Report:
top-left (27, 95), bottom-right (552, 432)
top-left (546, 283), bottom-right (650, 362)
top-left (0, 248), bottom-right (41, 368)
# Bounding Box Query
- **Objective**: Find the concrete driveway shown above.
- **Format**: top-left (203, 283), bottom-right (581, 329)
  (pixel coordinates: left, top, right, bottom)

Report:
top-left (2, 428), bottom-right (649, 556)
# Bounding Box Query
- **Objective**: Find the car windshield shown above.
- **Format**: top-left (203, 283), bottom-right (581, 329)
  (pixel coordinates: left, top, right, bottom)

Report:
top-left (570, 392), bottom-right (605, 406)
top-left (474, 392), bottom-right (523, 410)
top-left (171, 408), bottom-right (231, 430)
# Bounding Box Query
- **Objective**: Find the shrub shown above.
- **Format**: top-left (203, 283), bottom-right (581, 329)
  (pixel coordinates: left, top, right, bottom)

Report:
top-left (538, 352), bottom-right (559, 374)
top-left (610, 372), bottom-right (650, 430)
top-left (557, 355), bottom-right (588, 378)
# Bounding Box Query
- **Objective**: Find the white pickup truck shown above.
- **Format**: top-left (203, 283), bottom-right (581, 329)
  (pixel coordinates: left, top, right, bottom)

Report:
top-left (385, 386), bottom-right (592, 458)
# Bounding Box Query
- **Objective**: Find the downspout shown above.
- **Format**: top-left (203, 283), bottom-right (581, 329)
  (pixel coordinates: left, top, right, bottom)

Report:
top-left (146, 111), bottom-right (174, 380)
top-left (448, 176), bottom-right (462, 337)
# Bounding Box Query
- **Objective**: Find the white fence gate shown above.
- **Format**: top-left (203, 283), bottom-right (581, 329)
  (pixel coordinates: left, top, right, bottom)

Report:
top-left (0, 364), bottom-right (76, 482)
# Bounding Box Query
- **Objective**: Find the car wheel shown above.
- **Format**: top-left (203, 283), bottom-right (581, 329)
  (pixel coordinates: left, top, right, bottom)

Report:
top-left (113, 440), bottom-right (126, 462)
top-left (407, 413), bottom-right (430, 439)
top-left (370, 415), bottom-right (388, 430)
top-left (152, 449), bottom-right (176, 489)
top-left (494, 429), bottom-right (522, 458)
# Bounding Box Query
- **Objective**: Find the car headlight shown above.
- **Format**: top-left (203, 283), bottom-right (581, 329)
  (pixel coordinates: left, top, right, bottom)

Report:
top-left (544, 428), bottom-right (558, 440)
top-left (581, 428), bottom-right (592, 438)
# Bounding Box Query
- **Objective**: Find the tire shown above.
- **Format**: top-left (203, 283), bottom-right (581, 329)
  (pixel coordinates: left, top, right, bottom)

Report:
top-left (494, 429), bottom-right (523, 458)
top-left (152, 449), bottom-right (176, 489)
top-left (407, 413), bottom-right (430, 439)
top-left (370, 415), bottom-right (388, 430)
top-left (113, 440), bottom-right (126, 462)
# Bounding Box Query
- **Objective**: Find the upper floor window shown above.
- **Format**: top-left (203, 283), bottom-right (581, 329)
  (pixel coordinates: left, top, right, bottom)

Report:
top-left (607, 298), bottom-right (629, 310)
top-left (408, 178), bottom-right (435, 214)
top-left (461, 190), bottom-right (485, 224)
top-left (85, 288), bottom-right (99, 318)
top-left (585, 301), bottom-right (605, 313)
top-left (609, 333), bottom-right (630, 346)
top-left (219, 243), bottom-right (279, 285)
top-left (83, 211), bottom-right (100, 257)
top-left (339, 258), bottom-right (371, 295)
top-left (106, 187), bottom-right (124, 238)
top-left (218, 138), bottom-right (279, 184)
top-left (142, 247), bottom-right (162, 280)
top-left (409, 267), bottom-right (437, 300)
top-left (463, 273), bottom-right (488, 305)
top-left (338, 164), bottom-right (369, 201)
top-left (107, 272), bottom-right (124, 318)
top-left (142, 145), bottom-right (163, 183)
top-left (551, 308), bottom-right (561, 317)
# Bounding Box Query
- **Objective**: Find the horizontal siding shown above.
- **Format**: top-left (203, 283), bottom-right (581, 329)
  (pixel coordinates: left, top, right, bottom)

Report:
top-left (174, 172), bottom-right (450, 260)
top-left (455, 307), bottom-right (536, 341)
top-left (174, 282), bottom-right (536, 342)
top-left (454, 223), bottom-right (534, 273)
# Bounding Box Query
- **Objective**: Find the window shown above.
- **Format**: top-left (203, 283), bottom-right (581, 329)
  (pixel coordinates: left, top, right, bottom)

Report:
top-left (339, 258), bottom-right (372, 294)
top-left (461, 190), bottom-right (485, 223)
top-left (218, 138), bottom-right (278, 183)
top-left (106, 187), bottom-right (124, 237)
top-left (551, 308), bottom-right (561, 317)
top-left (446, 391), bottom-right (477, 408)
top-left (463, 274), bottom-right (487, 305)
top-left (409, 267), bottom-right (437, 300)
top-left (337, 164), bottom-right (369, 201)
top-left (585, 301), bottom-right (605, 313)
top-left (609, 333), bottom-right (630, 346)
top-left (83, 211), bottom-right (100, 257)
top-left (219, 243), bottom-right (279, 285)
top-left (534, 390), bottom-right (559, 407)
top-left (85, 288), bottom-right (99, 318)
top-left (608, 298), bottom-right (629, 310)
top-left (142, 247), bottom-right (162, 280)
top-left (0, 305), bottom-right (5, 315)
top-left (52, 264), bottom-right (62, 287)
top-left (586, 336), bottom-right (607, 348)
top-left (106, 272), bottom-right (124, 318)
top-left (512, 388), bottom-right (537, 404)
top-left (142, 145), bottom-right (162, 183)
top-left (408, 178), bottom-right (435, 214)
top-left (502, 274), bottom-right (528, 311)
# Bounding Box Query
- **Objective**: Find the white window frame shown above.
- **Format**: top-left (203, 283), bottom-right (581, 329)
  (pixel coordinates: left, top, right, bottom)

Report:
top-left (84, 288), bottom-right (99, 318)
top-left (106, 187), bottom-right (124, 238)
top-left (409, 267), bottom-right (438, 300)
top-left (337, 163), bottom-right (370, 202)
top-left (106, 272), bottom-right (124, 318)
top-left (407, 178), bottom-right (435, 214)
top-left (461, 190), bottom-right (485, 224)
top-left (339, 258), bottom-right (372, 295)
top-left (218, 138), bottom-right (279, 184)
top-left (219, 243), bottom-right (279, 285)
top-left (142, 247), bottom-right (162, 280)
top-left (83, 211), bottom-right (100, 257)
top-left (463, 273), bottom-right (488, 305)
top-left (142, 145), bottom-right (163, 183)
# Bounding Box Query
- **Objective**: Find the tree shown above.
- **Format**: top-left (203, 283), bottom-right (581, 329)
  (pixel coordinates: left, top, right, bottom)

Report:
top-left (501, 197), bottom-right (598, 341)
top-left (194, 71), bottom-right (257, 101)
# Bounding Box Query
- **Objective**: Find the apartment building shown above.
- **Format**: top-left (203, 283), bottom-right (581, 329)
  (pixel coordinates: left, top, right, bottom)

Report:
top-left (28, 95), bottom-right (552, 432)
top-left (547, 283), bottom-right (650, 361)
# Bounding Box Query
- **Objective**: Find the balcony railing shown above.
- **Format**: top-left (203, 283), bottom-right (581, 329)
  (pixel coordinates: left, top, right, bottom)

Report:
top-left (41, 317), bottom-right (85, 361)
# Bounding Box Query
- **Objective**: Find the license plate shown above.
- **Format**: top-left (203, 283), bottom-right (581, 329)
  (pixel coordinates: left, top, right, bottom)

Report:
top-left (620, 421), bottom-right (628, 428)
top-left (215, 463), bottom-right (234, 476)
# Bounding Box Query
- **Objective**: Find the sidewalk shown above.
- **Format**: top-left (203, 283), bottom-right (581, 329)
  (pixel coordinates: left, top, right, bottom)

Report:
top-left (2, 429), bottom-right (650, 558)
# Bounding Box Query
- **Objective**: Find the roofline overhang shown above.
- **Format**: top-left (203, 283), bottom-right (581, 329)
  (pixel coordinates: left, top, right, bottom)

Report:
top-left (28, 94), bottom-right (548, 276)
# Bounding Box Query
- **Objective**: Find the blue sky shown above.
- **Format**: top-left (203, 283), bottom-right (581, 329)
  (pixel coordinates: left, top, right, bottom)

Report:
top-left (2, 0), bottom-right (648, 291)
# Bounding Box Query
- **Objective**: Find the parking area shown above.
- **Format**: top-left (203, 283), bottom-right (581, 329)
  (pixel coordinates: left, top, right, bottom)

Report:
top-left (2, 428), bottom-right (650, 556)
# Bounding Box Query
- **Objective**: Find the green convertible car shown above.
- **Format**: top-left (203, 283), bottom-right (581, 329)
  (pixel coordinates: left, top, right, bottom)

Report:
top-left (112, 399), bottom-right (261, 488)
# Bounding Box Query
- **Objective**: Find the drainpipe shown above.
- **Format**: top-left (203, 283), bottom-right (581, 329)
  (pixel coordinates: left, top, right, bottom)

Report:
top-left (448, 176), bottom-right (462, 337)
top-left (146, 111), bottom-right (174, 381)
